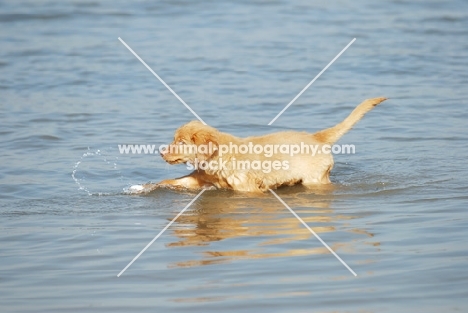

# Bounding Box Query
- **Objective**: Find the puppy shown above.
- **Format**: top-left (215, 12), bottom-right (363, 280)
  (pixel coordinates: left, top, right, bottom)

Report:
top-left (133, 97), bottom-right (386, 193)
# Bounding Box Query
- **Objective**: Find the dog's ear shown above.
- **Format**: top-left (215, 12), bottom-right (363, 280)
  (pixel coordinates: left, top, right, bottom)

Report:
top-left (191, 130), bottom-right (219, 162)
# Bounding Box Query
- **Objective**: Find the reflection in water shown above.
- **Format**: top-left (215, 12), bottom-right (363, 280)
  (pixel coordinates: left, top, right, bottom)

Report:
top-left (159, 185), bottom-right (376, 268)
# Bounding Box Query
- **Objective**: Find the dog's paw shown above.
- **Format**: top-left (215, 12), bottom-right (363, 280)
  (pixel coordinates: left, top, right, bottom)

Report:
top-left (127, 184), bottom-right (146, 194)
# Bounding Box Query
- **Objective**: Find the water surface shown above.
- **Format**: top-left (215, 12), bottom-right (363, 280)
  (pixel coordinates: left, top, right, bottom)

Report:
top-left (1, 0), bottom-right (468, 312)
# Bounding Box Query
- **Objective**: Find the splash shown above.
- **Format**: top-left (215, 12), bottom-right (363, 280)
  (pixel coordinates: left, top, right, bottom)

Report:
top-left (71, 147), bottom-right (124, 196)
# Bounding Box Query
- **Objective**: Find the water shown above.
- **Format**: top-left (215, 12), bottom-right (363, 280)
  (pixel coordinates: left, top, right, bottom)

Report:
top-left (1, 0), bottom-right (468, 312)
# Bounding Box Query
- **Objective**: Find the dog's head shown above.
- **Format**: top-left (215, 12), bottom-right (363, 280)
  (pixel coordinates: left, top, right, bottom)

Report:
top-left (161, 121), bottom-right (219, 165)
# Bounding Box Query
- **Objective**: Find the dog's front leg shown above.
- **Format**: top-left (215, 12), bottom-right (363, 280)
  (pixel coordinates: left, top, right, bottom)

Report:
top-left (155, 175), bottom-right (209, 189)
top-left (130, 171), bottom-right (215, 193)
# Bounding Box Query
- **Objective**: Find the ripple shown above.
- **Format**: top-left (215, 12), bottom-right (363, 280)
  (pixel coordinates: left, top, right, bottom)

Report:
top-left (0, 13), bottom-right (71, 23)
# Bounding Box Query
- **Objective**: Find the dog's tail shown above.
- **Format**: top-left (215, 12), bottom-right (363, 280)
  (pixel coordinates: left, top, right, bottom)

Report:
top-left (313, 97), bottom-right (387, 144)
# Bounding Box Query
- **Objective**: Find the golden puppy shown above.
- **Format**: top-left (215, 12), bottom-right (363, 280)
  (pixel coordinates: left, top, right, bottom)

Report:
top-left (133, 97), bottom-right (386, 193)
